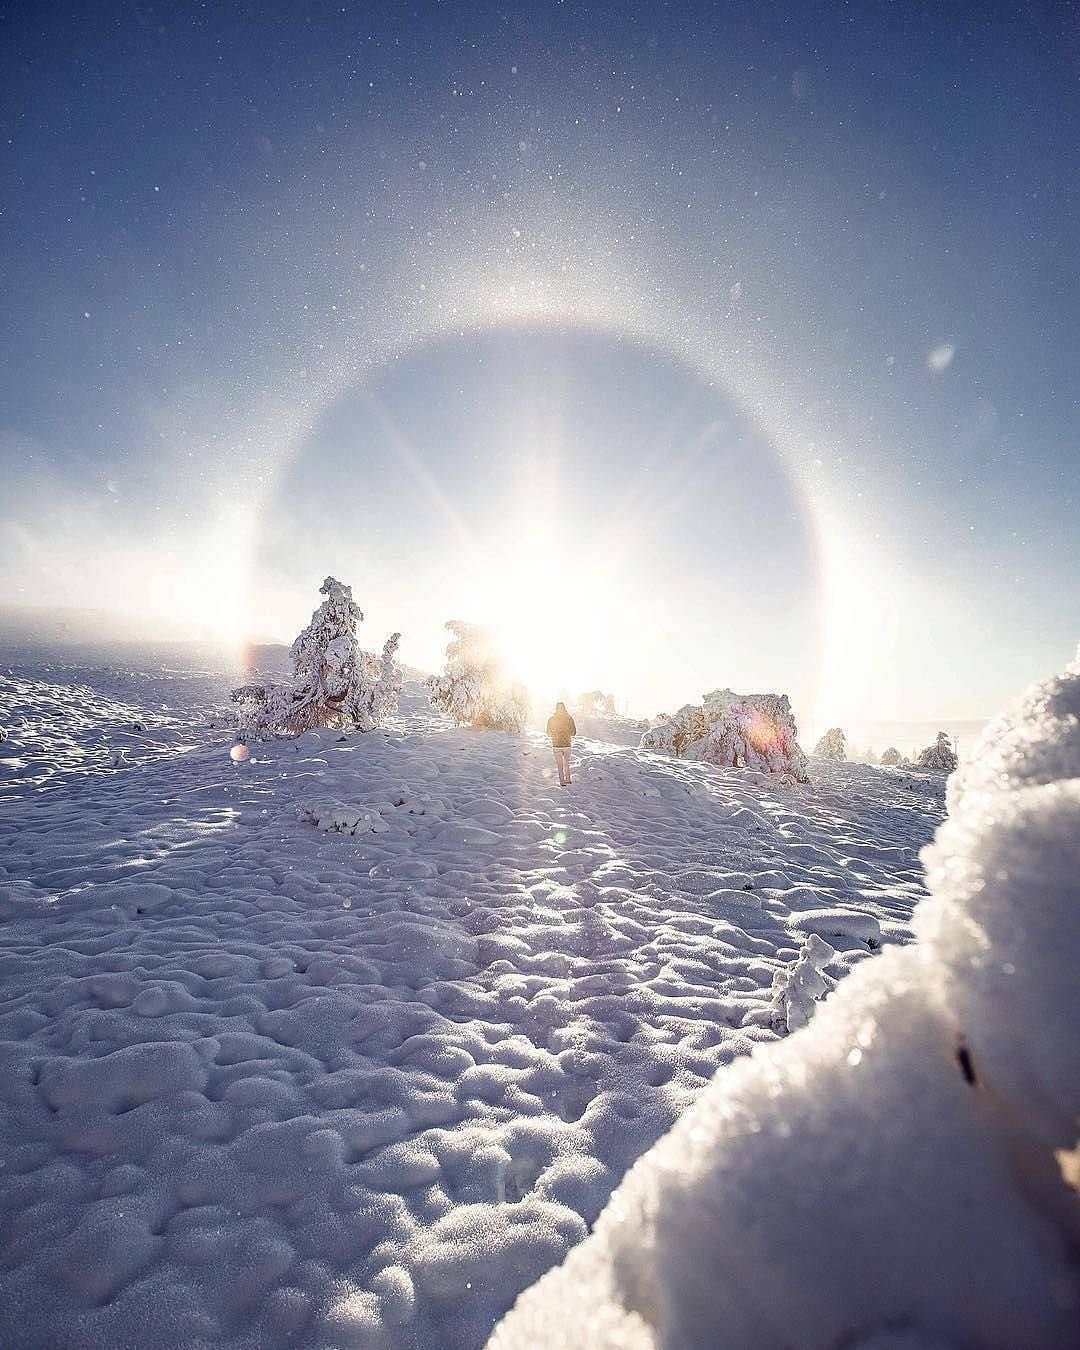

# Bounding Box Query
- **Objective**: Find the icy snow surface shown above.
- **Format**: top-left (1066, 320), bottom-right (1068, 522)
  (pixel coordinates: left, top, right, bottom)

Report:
top-left (489, 653), bottom-right (1080, 1350)
top-left (0, 647), bottom-right (946, 1349)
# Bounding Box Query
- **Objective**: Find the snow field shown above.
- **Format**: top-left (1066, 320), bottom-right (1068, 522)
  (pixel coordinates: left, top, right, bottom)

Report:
top-left (1, 655), bottom-right (946, 1348)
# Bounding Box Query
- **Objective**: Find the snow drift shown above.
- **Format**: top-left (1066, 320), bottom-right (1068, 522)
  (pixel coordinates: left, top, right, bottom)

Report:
top-left (488, 650), bottom-right (1080, 1350)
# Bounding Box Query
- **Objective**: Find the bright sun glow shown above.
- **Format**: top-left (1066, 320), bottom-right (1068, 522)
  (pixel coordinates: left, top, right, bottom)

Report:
top-left (475, 525), bottom-right (635, 705)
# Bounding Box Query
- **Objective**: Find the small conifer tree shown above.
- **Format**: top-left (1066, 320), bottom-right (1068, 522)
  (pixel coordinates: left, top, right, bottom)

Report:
top-left (232, 576), bottom-right (401, 738)
top-left (813, 727), bottom-right (847, 760)
top-left (916, 731), bottom-right (958, 772)
top-left (427, 621), bottom-right (528, 731)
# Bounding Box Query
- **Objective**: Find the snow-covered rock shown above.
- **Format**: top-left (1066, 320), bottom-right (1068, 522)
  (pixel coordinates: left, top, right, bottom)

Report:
top-left (488, 649), bottom-right (1080, 1350)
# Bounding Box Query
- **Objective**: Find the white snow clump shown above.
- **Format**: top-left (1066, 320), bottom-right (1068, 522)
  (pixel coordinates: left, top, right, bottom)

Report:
top-left (641, 688), bottom-right (810, 782)
top-left (231, 576), bottom-right (401, 738)
top-left (813, 725), bottom-right (847, 759)
top-left (488, 648), bottom-right (1080, 1350)
top-left (427, 621), bottom-right (529, 731)
top-left (770, 932), bottom-right (835, 1032)
top-left (917, 731), bottom-right (959, 773)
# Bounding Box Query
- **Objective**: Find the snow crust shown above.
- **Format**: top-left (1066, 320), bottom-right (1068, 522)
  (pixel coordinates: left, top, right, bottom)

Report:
top-left (488, 652), bottom-right (1080, 1349)
top-left (0, 646), bottom-right (941, 1348)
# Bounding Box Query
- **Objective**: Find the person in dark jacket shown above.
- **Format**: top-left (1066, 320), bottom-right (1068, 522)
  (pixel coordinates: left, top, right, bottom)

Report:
top-left (546, 702), bottom-right (576, 786)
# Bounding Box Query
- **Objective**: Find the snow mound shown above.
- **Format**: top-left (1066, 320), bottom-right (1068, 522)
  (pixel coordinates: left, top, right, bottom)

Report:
top-left (488, 651), bottom-right (1080, 1350)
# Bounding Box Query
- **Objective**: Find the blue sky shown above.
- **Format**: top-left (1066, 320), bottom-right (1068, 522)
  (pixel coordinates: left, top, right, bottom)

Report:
top-left (1, 0), bottom-right (1077, 724)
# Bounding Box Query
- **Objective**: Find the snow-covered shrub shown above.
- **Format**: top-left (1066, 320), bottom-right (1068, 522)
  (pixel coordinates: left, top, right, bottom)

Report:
top-left (296, 801), bottom-right (391, 835)
top-left (642, 689), bottom-right (809, 781)
top-left (917, 730), bottom-right (958, 773)
top-left (640, 703), bottom-right (706, 756)
top-left (487, 650), bottom-right (1080, 1350)
top-left (770, 933), bottom-right (836, 1032)
top-left (427, 621), bottom-right (529, 731)
top-left (231, 576), bottom-right (401, 738)
top-left (880, 746), bottom-right (903, 766)
top-left (813, 726), bottom-right (847, 760)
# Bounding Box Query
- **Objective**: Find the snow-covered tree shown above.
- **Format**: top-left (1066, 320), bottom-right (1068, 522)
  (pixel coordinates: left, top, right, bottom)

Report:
top-left (427, 621), bottom-right (529, 731)
top-left (642, 689), bottom-right (810, 782)
top-left (917, 730), bottom-right (959, 772)
top-left (880, 745), bottom-right (903, 766)
top-left (577, 690), bottom-right (617, 716)
top-left (813, 727), bottom-right (847, 760)
top-left (231, 576), bottom-right (401, 738)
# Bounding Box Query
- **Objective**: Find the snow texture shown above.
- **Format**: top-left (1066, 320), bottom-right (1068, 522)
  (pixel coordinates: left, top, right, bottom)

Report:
top-left (488, 650), bottom-right (1080, 1350)
top-left (0, 642), bottom-right (941, 1349)
top-left (642, 689), bottom-right (810, 782)
top-left (427, 621), bottom-right (529, 732)
top-left (813, 725), bottom-right (847, 760)
top-left (232, 576), bottom-right (401, 738)
top-left (916, 731), bottom-right (958, 773)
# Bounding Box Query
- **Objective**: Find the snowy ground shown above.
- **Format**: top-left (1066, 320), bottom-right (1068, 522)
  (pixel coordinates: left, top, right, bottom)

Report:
top-left (0, 647), bottom-right (947, 1349)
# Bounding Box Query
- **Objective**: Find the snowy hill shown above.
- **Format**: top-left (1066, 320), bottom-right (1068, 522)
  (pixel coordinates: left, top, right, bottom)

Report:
top-left (0, 650), bottom-right (947, 1349)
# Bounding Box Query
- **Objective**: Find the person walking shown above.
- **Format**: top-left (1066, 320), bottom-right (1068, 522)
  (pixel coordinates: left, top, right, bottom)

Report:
top-left (546, 701), bottom-right (576, 786)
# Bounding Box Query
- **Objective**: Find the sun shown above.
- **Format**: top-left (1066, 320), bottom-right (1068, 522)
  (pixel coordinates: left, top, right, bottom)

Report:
top-left (477, 526), bottom-right (633, 705)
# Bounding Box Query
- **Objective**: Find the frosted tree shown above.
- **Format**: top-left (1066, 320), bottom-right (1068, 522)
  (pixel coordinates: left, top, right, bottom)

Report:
top-left (917, 730), bottom-right (959, 772)
top-left (427, 620), bottom-right (529, 731)
top-left (642, 689), bottom-right (810, 782)
top-left (578, 690), bottom-right (617, 716)
top-left (880, 746), bottom-right (903, 766)
top-left (231, 576), bottom-right (401, 738)
top-left (813, 727), bottom-right (847, 760)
